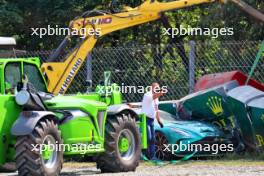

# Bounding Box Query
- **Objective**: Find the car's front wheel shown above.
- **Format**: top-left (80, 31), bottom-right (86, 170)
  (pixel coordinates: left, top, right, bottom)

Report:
top-left (155, 131), bottom-right (173, 160)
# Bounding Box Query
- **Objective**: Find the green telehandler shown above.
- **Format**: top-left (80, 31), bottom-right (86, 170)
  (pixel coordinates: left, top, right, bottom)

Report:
top-left (0, 37), bottom-right (147, 175)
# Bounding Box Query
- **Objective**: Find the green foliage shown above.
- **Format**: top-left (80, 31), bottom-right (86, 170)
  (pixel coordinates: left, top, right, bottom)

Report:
top-left (0, 0), bottom-right (263, 50)
top-left (0, 0), bottom-right (109, 49)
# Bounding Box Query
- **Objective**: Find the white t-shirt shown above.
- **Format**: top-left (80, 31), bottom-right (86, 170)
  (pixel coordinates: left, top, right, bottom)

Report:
top-left (141, 91), bottom-right (159, 119)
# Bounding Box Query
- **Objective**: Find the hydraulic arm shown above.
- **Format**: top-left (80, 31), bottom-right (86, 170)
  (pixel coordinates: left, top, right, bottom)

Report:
top-left (41, 0), bottom-right (225, 95)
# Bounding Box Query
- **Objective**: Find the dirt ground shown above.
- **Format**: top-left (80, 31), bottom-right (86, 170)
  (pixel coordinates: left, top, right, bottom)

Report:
top-left (2, 160), bottom-right (264, 176)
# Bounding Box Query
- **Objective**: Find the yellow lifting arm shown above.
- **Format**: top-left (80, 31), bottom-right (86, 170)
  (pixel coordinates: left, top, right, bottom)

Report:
top-left (41, 0), bottom-right (225, 95)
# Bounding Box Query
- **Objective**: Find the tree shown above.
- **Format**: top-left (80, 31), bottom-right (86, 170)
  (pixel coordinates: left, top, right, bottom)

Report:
top-left (230, 0), bottom-right (264, 23)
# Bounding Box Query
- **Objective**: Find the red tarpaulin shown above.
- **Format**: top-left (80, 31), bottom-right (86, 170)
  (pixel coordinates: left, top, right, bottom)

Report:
top-left (194, 71), bottom-right (264, 92)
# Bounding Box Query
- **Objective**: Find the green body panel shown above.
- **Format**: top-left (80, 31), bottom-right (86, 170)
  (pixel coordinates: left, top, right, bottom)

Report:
top-left (111, 90), bottom-right (122, 104)
top-left (45, 95), bottom-right (107, 154)
top-left (249, 106), bottom-right (264, 148)
top-left (0, 66), bottom-right (4, 94)
top-left (76, 93), bottom-right (101, 102)
top-left (138, 113), bottom-right (147, 149)
top-left (227, 97), bottom-right (256, 147)
top-left (74, 84), bottom-right (122, 106)
top-left (45, 96), bottom-right (107, 113)
top-left (0, 95), bottom-right (21, 164)
top-left (59, 117), bottom-right (105, 155)
top-left (181, 88), bottom-right (236, 133)
top-left (248, 99), bottom-right (264, 136)
top-left (95, 84), bottom-right (122, 105)
top-left (159, 102), bottom-right (178, 116)
top-left (59, 117), bottom-right (95, 144)
top-left (227, 86), bottom-right (264, 151)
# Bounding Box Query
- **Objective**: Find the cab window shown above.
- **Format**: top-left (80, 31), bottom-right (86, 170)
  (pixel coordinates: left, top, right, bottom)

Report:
top-left (5, 62), bottom-right (21, 94)
top-left (24, 63), bottom-right (47, 92)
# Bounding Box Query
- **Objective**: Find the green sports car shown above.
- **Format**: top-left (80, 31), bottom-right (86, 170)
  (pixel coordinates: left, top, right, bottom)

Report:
top-left (154, 109), bottom-right (233, 160)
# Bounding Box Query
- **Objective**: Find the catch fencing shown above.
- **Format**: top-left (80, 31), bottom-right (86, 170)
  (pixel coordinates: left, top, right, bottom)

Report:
top-left (16, 41), bottom-right (263, 102)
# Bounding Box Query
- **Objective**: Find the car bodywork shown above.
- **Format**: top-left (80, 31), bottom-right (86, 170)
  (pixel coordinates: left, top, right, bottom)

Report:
top-left (133, 104), bottom-right (231, 160)
top-left (159, 80), bottom-right (264, 156)
top-left (178, 81), bottom-right (264, 152)
top-left (154, 108), bottom-right (231, 160)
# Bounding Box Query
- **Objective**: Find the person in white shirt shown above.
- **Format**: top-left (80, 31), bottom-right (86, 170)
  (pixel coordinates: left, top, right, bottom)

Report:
top-left (141, 83), bottom-right (164, 160)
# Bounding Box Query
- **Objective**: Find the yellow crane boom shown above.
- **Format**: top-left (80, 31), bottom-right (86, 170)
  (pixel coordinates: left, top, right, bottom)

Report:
top-left (41, 0), bottom-right (225, 95)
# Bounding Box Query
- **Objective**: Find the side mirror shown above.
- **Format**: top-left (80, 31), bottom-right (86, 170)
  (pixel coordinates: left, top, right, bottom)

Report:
top-left (16, 74), bottom-right (28, 92)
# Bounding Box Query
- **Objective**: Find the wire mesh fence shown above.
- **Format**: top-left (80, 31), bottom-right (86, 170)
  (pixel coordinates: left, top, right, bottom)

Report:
top-left (5, 40), bottom-right (263, 102)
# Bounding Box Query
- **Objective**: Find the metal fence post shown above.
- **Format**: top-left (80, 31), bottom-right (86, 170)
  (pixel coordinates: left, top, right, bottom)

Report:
top-left (189, 41), bottom-right (196, 93)
top-left (86, 53), bottom-right (93, 92)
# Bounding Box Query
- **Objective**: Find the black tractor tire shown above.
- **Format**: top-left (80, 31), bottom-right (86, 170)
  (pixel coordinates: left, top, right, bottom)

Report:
top-left (15, 118), bottom-right (63, 176)
top-left (96, 113), bottom-right (141, 173)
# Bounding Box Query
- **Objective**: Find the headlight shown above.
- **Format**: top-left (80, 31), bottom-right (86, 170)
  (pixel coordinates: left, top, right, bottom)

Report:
top-left (15, 90), bottom-right (30, 105)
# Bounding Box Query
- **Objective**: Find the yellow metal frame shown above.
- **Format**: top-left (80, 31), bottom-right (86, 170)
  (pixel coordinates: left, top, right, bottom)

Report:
top-left (41, 0), bottom-right (224, 94)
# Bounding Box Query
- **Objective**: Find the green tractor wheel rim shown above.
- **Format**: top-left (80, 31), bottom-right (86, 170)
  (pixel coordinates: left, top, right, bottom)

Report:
top-left (118, 129), bottom-right (135, 161)
top-left (119, 137), bottom-right (130, 152)
top-left (42, 144), bottom-right (53, 160)
top-left (41, 135), bottom-right (57, 169)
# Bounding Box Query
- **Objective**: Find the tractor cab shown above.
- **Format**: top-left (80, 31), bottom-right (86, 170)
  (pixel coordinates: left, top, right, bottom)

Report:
top-left (0, 57), bottom-right (47, 95)
top-left (0, 37), bottom-right (47, 95)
